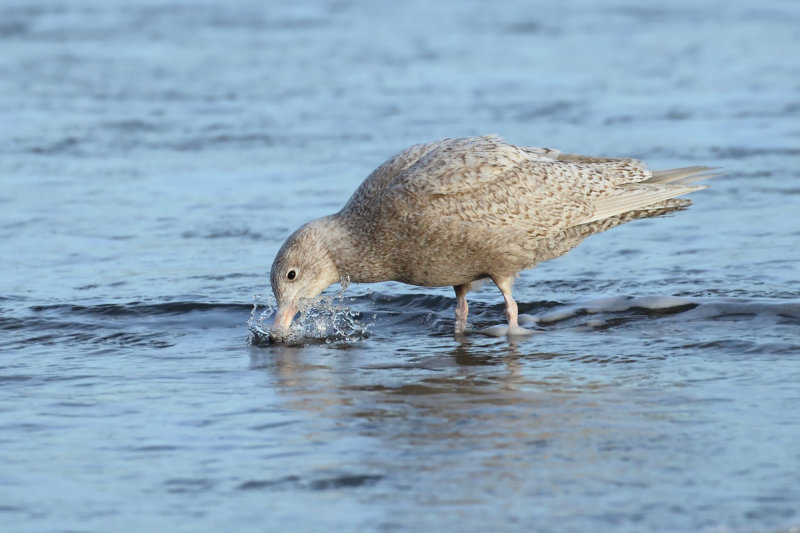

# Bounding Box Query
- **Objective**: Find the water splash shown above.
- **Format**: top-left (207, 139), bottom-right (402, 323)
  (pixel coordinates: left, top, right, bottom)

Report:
top-left (248, 286), bottom-right (370, 346)
top-left (247, 294), bottom-right (277, 345)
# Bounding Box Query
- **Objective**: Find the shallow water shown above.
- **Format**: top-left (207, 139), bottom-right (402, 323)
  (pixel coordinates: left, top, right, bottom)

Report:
top-left (2, 0), bottom-right (799, 531)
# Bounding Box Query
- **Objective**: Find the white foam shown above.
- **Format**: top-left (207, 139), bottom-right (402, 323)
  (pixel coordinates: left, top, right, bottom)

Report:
top-left (480, 324), bottom-right (509, 337)
top-left (507, 325), bottom-right (539, 336)
top-left (537, 295), bottom-right (696, 325)
top-left (478, 323), bottom-right (540, 337)
top-left (631, 295), bottom-right (694, 309)
top-left (584, 296), bottom-right (631, 313)
top-left (538, 308), bottom-right (578, 323)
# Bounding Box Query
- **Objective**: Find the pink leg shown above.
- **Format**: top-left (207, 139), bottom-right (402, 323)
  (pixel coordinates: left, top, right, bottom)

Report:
top-left (504, 293), bottom-right (519, 328)
top-left (453, 284), bottom-right (469, 333)
top-left (492, 275), bottom-right (518, 328)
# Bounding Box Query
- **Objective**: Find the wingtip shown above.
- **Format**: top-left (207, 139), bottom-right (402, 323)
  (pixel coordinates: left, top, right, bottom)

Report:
top-left (675, 171), bottom-right (723, 185)
top-left (649, 166), bottom-right (723, 185)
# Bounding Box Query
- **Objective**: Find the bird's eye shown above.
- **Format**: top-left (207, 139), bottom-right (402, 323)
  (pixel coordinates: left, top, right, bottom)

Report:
top-left (287, 269), bottom-right (296, 280)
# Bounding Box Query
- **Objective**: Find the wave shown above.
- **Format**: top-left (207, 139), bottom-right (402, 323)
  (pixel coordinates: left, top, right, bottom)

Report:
top-left (250, 289), bottom-right (800, 345)
top-left (4, 293), bottom-right (798, 351)
top-left (25, 301), bottom-right (250, 317)
top-left (1, 300), bottom-right (253, 351)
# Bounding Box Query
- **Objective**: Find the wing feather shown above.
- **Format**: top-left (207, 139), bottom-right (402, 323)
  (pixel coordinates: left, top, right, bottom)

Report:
top-left (577, 184), bottom-right (707, 225)
top-left (349, 136), bottom-right (711, 253)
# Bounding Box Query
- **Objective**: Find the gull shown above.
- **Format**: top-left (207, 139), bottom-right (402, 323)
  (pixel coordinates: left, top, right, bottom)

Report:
top-left (268, 135), bottom-right (714, 339)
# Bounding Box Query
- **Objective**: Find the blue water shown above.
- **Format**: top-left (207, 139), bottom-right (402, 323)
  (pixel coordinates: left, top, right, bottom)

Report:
top-left (2, 0), bottom-right (799, 531)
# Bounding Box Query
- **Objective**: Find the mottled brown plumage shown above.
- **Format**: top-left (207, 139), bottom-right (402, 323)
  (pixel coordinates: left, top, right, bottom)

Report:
top-left (269, 135), bottom-right (714, 338)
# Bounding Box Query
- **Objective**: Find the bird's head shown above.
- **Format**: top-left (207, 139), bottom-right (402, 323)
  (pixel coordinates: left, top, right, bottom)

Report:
top-left (269, 219), bottom-right (340, 341)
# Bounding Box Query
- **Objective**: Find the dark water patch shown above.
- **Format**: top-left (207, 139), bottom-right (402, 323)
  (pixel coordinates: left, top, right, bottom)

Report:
top-left (0, 422), bottom-right (60, 433)
top-left (210, 16), bottom-right (330, 31)
top-left (250, 420), bottom-right (300, 431)
top-left (685, 299), bottom-right (800, 324)
top-left (663, 109), bottom-right (693, 121)
top-left (516, 101), bottom-right (578, 121)
top-left (505, 21), bottom-right (542, 34)
top-left (734, 102), bottom-right (800, 118)
top-left (101, 119), bottom-right (162, 132)
top-left (168, 133), bottom-right (276, 152)
top-left (50, 401), bottom-right (101, 409)
top-left (614, 6), bottom-right (698, 22)
top-left (27, 136), bottom-right (87, 156)
top-left (566, 352), bottom-right (666, 364)
top-left (238, 474), bottom-right (382, 492)
top-left (631, 302), bottom-right (698, 316)
top-left (680, 339), bottom-right (763, 353)
top-left (17, 123), bottom-right (277, 158)
top-left (128, 445), bottom-right (183, 453)
top-left (711, 146), bottom-right (800, 159)
top-left (92, 331), bottom-right (174, 349)
top-left (477, 100), bottom-right (582, 123)
top-left (764, 187), bottom-right (800, 195)
top-left (0, 374), bottom-right (35, 383)
top-left (28, 301), bottom-right (251, 318)
top-left (41, 374), bottom-right (102, 384)
top-left (309, 474), bottom-right (382, 490)
top-left (181, 228), bottom-right (265, 240)
top-left (365, 290), bottom-right (471, 314)
top-left (504, 21), bottom-right (561, 36)
top-left (603, 114), bottom-right (635, 125)
top-left (188, 272), bottom-right (259, 282)
top-left (0, 20), bottom-right (28, 37)
top-left (123, 3), bottom-right (331, 33)
top-left (238, 476), bottom-right (302, 491)
top-left (164, 478), bottom-right (216, 494)
top-left (0, 315), bottom-right (35, 332)
top-left (352, 380), bottom-right (507, 396)
top-left (730, 170), bottom-right (774, 179)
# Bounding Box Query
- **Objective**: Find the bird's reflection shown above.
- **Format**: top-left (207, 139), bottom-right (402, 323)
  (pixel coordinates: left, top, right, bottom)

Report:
top-left (246, 336), bottom-right (656, 508)
top-left (249, 336), bottom-right (580, 420)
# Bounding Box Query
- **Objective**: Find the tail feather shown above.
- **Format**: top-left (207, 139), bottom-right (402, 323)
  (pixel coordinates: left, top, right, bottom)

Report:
top-left (570, 198), bottom-right (692, 236)
top-left (648, 166), bottom-right (720, 185)
top-left (578, 184), bottom-right (706, 225)
top-left (574, 165), bottom-right (719, 226)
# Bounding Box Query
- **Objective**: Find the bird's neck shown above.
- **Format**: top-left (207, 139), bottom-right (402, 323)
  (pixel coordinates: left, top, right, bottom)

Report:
top-left (319, 213), bottom-right (388, 284)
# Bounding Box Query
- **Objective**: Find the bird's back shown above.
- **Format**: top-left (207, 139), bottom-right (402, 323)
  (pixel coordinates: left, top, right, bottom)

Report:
top-left (334, 136), bottom-right (711, 287)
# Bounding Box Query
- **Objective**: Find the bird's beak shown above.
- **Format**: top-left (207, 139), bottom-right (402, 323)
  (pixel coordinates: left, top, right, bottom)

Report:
top-left (269, 300), bottom-right (298, 341)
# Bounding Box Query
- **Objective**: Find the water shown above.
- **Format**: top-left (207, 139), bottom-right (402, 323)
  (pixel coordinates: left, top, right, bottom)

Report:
top-left (1, 0), bottom-right (799, 531)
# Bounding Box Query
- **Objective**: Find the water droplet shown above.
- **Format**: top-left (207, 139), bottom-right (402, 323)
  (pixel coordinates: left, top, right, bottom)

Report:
top-left (248, 288), bottom-right (370, 346)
